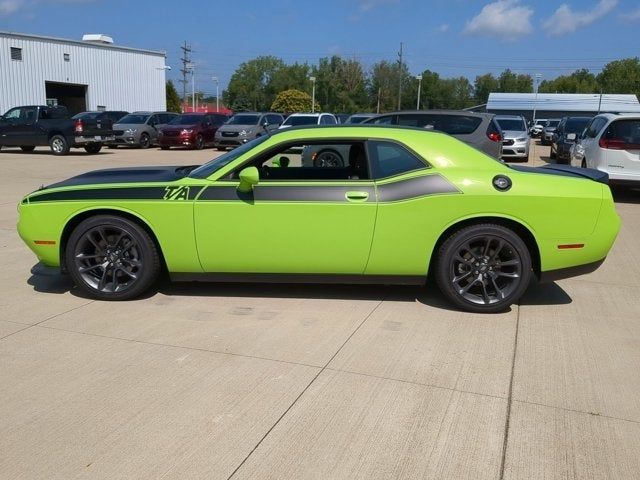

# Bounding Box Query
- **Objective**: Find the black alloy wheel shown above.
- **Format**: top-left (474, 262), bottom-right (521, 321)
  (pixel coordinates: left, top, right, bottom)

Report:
top-left (194, 134), bottom-right (204, 150)
top-left (435, 224), bottom-right (531, 313)
top-left (139, 133), bottom-right (151, 149)
top-left (65, 215), bottom-right (160, 300)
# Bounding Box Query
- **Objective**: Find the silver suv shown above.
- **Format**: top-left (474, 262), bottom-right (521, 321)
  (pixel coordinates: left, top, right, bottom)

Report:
top-left (279, 113), bottom-right (338, 128)
top-left (111, 112), bottom-right (178, 148)
top-left (494, 115), bottom-right (530, 162)
top-left (214, 112), bottom-right (283, 150)
top-left (362, 110), bottom-right (503, 159)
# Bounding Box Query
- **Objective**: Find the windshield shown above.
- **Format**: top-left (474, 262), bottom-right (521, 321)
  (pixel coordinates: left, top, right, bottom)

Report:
top-left (169, 115), bottom-right (204, 125)
top-left (346, 115), bottom-right (372, 124)
top-left (546, 120), bottom-right (560, 127)
top-left (496, 119), bottom-right (526, 131)
top-left (226, 114), bottom-right (260, 125)
top-left (117, 114), bottom-right (150, 124)
top-left (189, 136), bottom-right (270, 179)
top-left (282, 116), bottom-right (318, 126)
top-left (564, 118), bottom-right (590, 133)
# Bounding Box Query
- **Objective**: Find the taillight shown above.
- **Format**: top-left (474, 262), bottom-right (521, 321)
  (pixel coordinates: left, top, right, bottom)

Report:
top-left (599, 138), bottom-right (640, 150)
top-left (74, 119), bottom-right (84, 133)
top-left (487, 132), bottom-right (501, 142)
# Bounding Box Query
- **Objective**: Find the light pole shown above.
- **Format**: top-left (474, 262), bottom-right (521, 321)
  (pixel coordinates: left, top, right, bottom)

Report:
top-left (416, 74), bottom-right (423, 110)
top-left (212, 76), bottom-right (219, 112)
top-left (532, 73), bottom-right (542, 124)
top-left (309, 76), bottom-right (316, 113)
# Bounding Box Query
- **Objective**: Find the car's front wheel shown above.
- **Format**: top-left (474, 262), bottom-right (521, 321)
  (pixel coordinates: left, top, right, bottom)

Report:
top-left (65, 215), bottom-right (160, 300)
top-left (434, 224), bottom-right (532, 313)
top-left (139, 133), bottom-right (150, 149)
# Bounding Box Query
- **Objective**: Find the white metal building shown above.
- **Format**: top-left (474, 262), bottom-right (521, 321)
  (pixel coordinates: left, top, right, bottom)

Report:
top-left (0, 31), bottom-right (168, 115)
top-left (486, 93), bottom-right (640, 121)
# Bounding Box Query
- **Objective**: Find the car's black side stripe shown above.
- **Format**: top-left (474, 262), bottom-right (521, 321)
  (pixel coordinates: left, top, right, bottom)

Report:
top-left (28, 186), bottom-right (203, 203)
top-left (376, 175), bottom-right (460, 202)
top-left (199, 185), bottom-right (376, 202)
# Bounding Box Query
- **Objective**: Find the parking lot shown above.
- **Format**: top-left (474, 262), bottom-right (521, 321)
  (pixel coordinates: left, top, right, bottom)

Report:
top-left (1, 141), bottom-right (639, 479)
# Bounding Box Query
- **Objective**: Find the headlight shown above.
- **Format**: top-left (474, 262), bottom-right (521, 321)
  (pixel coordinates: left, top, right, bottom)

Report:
top-left (125, 128), bottom-right (137, 135)
top-left (180, 129), bottom-right (194, 135)
top-left (516, 137), bottom-right (527, 142)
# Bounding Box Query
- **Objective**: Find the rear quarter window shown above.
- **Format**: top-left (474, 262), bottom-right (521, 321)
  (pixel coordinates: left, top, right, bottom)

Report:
top-left (367, 140), bottom-right (427, 179)
top-left (397, 114), bottom-right (482, 134)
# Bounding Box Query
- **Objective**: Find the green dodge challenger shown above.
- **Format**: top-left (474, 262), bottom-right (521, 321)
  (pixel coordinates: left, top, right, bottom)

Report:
top-left (17, 126), bottom-right (620, 313)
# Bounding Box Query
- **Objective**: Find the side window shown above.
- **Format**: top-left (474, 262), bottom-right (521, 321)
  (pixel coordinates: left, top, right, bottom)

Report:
top-left (230, 141), bottom-right (369, 181)
top-left (4, 108), bottom-right (22, 120)
top-left (214, 114), bottom-right (227, 125)
top-left (370, 115), bottom-right (395, 125)
top-left (586, 118), bottom-right (605, 138)
top-left (326, 115), bottom-right (337, 124)
top-left (148, 114), bottom-right (160, 126)
top-left (367, 140), bottom-right (427, 179)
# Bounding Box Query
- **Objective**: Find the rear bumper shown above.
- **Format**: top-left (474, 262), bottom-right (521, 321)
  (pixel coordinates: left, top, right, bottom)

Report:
top-left (539, 258), bottom-right (605, 283)
top-left (74, 135), bottom-right (114, 145)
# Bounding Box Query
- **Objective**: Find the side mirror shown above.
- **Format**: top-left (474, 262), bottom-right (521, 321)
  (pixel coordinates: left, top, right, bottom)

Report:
top-left (566, 133), bottom-right (576, 141)
top-left (238, 166), bottom-right (259, 192)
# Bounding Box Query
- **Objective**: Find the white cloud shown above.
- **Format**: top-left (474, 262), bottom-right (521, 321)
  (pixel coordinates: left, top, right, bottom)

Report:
top-left (620, 7), bottom-right (640, 21)
top-left (543, 0), bottom-right (617, 36)
top-left (463, 0), bottom-right (534, 41)
top-left (435, 23), bottom-right (450, 33)
top-left (0, 0), bottom-right (24, 15)
top-left (358, 0), bottom-right (398, 12)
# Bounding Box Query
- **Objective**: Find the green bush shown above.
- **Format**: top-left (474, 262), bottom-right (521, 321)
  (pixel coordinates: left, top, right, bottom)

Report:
top-left (271, 89), bottom-right (320, 113)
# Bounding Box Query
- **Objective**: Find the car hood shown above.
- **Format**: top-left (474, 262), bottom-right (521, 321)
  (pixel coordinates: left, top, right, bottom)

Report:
top-left (162, 124), bottom-right (199, 131)
top-left (40, 166), bottom-right (199, 190)
top-left (113, 123), bottom-right (146, 130)
top-left (502, 130), bottom-right (528, 140)
top-left (217, 124), bottom-right (257, 133)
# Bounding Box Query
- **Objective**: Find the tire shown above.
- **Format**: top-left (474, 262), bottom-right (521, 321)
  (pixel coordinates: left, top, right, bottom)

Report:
top-left (160, 146), bottom-right (170, 150)
top-left (194, 134), bottom-right (204, 150)
top-left (65, 215), bottom-right (161, 301)
top-left (216, 147), bottom-right (226, 151)
top-left (549, 147), bottom-right (556, 160)
top-left (49, 134), bottom-right (70, 155)
top-left (20, 146), bottom-right (36, 152)
top-left (139, 133), bottom-right (150, 149)
top-left (84, 143), bottom-right (102, 154)
top-left (434, 224), bottom-right (532, 313)
top-left (313, 149), bottom-right (344, 167)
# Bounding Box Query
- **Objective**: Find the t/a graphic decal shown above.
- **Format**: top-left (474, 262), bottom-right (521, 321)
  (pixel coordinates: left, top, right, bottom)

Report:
top-left (164, 186), bottom-right (190, 200)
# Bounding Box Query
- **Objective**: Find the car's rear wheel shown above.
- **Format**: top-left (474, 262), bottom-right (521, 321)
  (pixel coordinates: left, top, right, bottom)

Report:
top-left (216, 147), bottom-right (226, 151)
top-left (139, 133), bottom-right (150, 149)
top-left (20, 146), bottom-right (36, 152)
top-left (160, 146), bottom-right (170, 150)
top-left (49, 135), bottom-right (70, 155)
top-left (434, 224), bottom-right (532, 313)
top-left (65, 215), bottom-right (160, 300)
top-left (84, 143), bottom-right (102, 154)
top-left (314, 149), bottom-right (344, 167)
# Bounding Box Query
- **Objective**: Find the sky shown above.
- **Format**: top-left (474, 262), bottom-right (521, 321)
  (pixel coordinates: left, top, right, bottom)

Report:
top-left (1, 0), bottom-right (639, 96)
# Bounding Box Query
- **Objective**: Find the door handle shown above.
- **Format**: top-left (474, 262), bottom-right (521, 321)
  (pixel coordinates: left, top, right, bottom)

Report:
top-left (345, 191), bottom-right (369, 202)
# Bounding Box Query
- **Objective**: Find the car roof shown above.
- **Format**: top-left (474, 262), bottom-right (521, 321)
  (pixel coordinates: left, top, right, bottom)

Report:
top-left (286, 112), bottom-right (334, 117)
top-left (372, 110), bottom-right (494, 119)
top-left (494, 115), bottom-right (526, 120)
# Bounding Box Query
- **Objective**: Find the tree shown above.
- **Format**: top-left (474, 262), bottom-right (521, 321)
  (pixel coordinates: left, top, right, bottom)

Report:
top-left (597, 58), bottom-right (640, 98)
top-left (311, 56), bottom-right (368, 113)
top-left (271, 89), bottom-right (319, 113)
top-left (369, 60), bottom-right (410, 112)
top-left (539, 69), bottom-right (598, 94)
top-left (474, 74), bottom-right (499, 104)
top-left (498, 69), bottom-right (532, 93)
top-left (225, 56), bottom-right (286, 111)
top-left (165, 80), bottom-right (181, 113)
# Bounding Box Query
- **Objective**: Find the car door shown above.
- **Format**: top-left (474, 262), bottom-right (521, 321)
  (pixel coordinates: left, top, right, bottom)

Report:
top-left (364, 139), bottom-right (452, 276)
top-left (0, 107), bottom-right (24, 146)
top-left (193, 139), bottom-right (377, 274)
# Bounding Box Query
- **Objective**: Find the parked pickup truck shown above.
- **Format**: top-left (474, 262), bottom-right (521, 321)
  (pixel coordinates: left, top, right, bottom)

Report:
top-left (0, 105), bottom-right (115, 155)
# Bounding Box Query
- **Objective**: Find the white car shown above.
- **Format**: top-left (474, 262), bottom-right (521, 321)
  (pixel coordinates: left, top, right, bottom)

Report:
top-left (580, 113), bottom-right (640, 185)
top-left (279, 113), bottom-right (338, 128)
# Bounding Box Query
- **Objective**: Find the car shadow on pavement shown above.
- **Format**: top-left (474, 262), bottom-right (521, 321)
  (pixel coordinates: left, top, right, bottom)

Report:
top-left (27, 263), bottom-right (572, 312)
top-left (611, 185), bottom-right (640, 204)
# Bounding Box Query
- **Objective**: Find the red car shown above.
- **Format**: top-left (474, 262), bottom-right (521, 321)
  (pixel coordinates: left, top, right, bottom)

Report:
top-left (158, 113), bottom-right (228, 150)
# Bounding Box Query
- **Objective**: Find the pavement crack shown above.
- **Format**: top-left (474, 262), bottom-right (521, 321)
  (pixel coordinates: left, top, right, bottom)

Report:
top-left (498, 301), bottom-right (521, 480)
top-left (225, 298), bottom-right (386, 480)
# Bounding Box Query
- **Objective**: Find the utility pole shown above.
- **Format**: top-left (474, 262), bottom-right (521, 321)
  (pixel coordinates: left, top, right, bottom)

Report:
top-left (397, 42), bottom-right (403, 110)
top-left (179, 41), bottom-right (192, 112)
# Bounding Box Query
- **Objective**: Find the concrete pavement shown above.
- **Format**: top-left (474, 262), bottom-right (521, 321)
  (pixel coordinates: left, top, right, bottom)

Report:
top-left (1, 142), bottom-right (639, 479)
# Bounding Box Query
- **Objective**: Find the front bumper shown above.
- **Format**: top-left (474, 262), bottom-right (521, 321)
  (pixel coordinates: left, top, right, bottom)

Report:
top-left (501, 140), bottom-right (529, 159)
top-left (159, 135), bottom-right (196, 147)
top-left (111, 135), bottom-right (140, 145)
